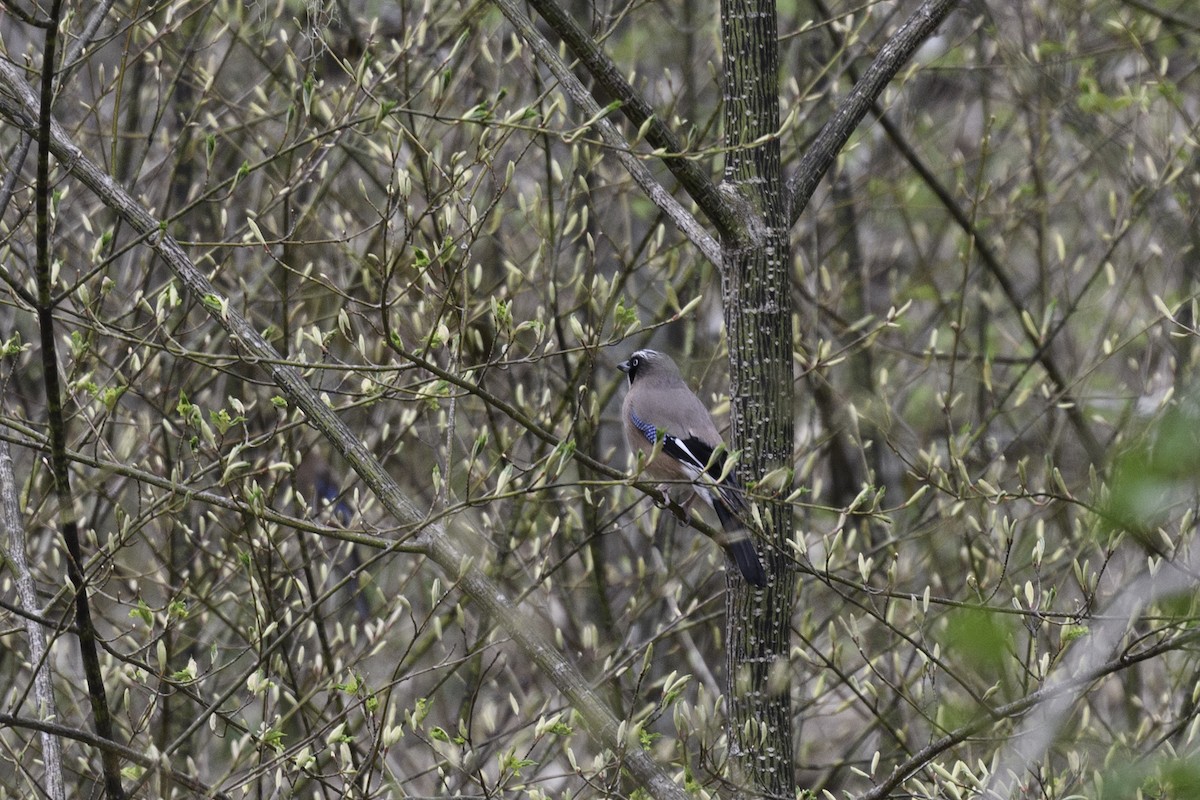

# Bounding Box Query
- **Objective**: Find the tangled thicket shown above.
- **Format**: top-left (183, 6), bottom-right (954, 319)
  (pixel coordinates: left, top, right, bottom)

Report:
top-left (1, 0), bottom-right (1199, 797)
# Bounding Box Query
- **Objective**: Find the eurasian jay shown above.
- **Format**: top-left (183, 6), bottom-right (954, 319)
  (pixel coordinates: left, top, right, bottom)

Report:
top-left (294, 453), bottom-right (370, 618)
top-left (618, 349), bottom-right (768, 587)
top-left (295, 454), bottom-right (353, 526)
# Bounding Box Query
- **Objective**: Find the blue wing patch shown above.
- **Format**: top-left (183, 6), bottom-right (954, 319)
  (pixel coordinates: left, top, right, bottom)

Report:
top-left (630, 410), bottom-right (658, 445)
top-left (630, 410), bottom-right (738, 492)
top-left (314, 471), bottom-right (353, 525)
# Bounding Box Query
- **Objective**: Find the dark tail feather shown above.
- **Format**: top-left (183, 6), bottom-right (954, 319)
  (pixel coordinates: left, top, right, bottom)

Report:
top-left (713, 496), bottom-right (768, 587)
top-left (726, 536), bottom-right (768, 587)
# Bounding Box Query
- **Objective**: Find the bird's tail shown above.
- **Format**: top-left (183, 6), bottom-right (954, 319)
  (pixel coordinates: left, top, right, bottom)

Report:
top-left (712, 494), bottom-right (768, 587)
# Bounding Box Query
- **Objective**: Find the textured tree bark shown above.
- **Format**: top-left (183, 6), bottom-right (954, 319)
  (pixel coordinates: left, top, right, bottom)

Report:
top-left (719, 0), bottom-right (797, 796)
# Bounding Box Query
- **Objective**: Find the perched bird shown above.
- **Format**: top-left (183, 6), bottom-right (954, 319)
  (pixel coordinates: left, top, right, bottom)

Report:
top-left (618, 349), bottom-right (768, 587)
top-left (294, 453), bottom-right (370, 618)
top-left (295, 454), bottom-right (353, 526)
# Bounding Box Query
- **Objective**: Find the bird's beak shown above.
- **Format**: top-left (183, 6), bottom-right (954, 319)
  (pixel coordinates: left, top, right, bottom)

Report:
top-left (617, 360), bottom-right (631, 373)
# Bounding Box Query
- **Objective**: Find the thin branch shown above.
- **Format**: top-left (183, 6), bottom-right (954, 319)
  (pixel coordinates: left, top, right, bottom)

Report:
top-left (982, 554), bottom-right (1200, 799)
top-left (32, 3), bottom-right (126, 796)
top-left (487, 0), bottom-right (722, 266)
top-left (861, 581), bottom-right (1200, 800)
top-left (869, 110), bottom-right (1106, 462)
top-left (0, 0), bottom-right (118, 226)
top-left (0, 712), bottom-right (232, 800)
top-left (0, 0), bottom-right (52, 27)
top-left (519, 0), bottom-right (744, 241)
top-left (1119, 0), bottom-right (1200, 33)
top-left (0, 436), bottom-right (65, 800)
top-left (786, 0), bottom-right (960, 222)
top-left (806, 0), bottom-right (1106, 469)
top-left (0, 423), bottom-right (423, 552)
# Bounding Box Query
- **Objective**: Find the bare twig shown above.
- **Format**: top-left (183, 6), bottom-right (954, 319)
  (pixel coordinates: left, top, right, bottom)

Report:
top-left (30, 2), bottom-right (126, 795)
top-left (0, 712), bottom-right (232, 800)
top-left (0, 436), bottom-right (65, 800)
top-left (487, 0), bottom-right (722, 267)
top-left (517, 0), bottom-right (742, 241)
top-left (786, 0), bottom-right (960, 222)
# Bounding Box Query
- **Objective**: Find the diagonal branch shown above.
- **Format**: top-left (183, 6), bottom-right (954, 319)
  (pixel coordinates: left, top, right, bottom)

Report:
top-left (0, 59), bottom-right (690, 800)
top-left (518, 0), bottom-right (743, 240)
top-left (786, 0), bottom-right (960, 223)
top-left (0, 712), bottom-right (233, 800)
top-left (869, 110), bottom-right (1105, 462)
top-left (488, 0), bottom-right (722, 266)
top-left (981, 552), bottom-right (1200, 799)
top-left (806, 0), bottom-right (1105, 467)
top-left (861, 622), bottom-right (1200, 800)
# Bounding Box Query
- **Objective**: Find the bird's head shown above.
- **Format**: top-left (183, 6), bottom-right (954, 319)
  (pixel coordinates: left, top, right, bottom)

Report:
top-left (618, 349), bottom-right (681, 386)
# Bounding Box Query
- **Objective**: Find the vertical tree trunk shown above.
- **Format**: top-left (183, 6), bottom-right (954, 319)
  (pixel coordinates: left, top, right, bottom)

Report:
top-left (720, 0), bottom-right (797, 796)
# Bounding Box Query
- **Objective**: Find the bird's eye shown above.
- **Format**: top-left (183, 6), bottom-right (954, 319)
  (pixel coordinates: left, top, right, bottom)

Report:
top-left (631, 357), bottom-right (640, 367)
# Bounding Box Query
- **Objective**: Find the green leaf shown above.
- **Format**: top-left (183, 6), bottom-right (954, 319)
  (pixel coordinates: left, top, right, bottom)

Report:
top-left (941, 607), bottom-right (1012, 674)
top-left (129, 600), bottom-right (153, 627)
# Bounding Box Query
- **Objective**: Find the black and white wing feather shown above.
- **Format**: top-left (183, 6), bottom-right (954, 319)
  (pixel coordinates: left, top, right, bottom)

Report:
top-left (629, 410), bottom-right (765, 586)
